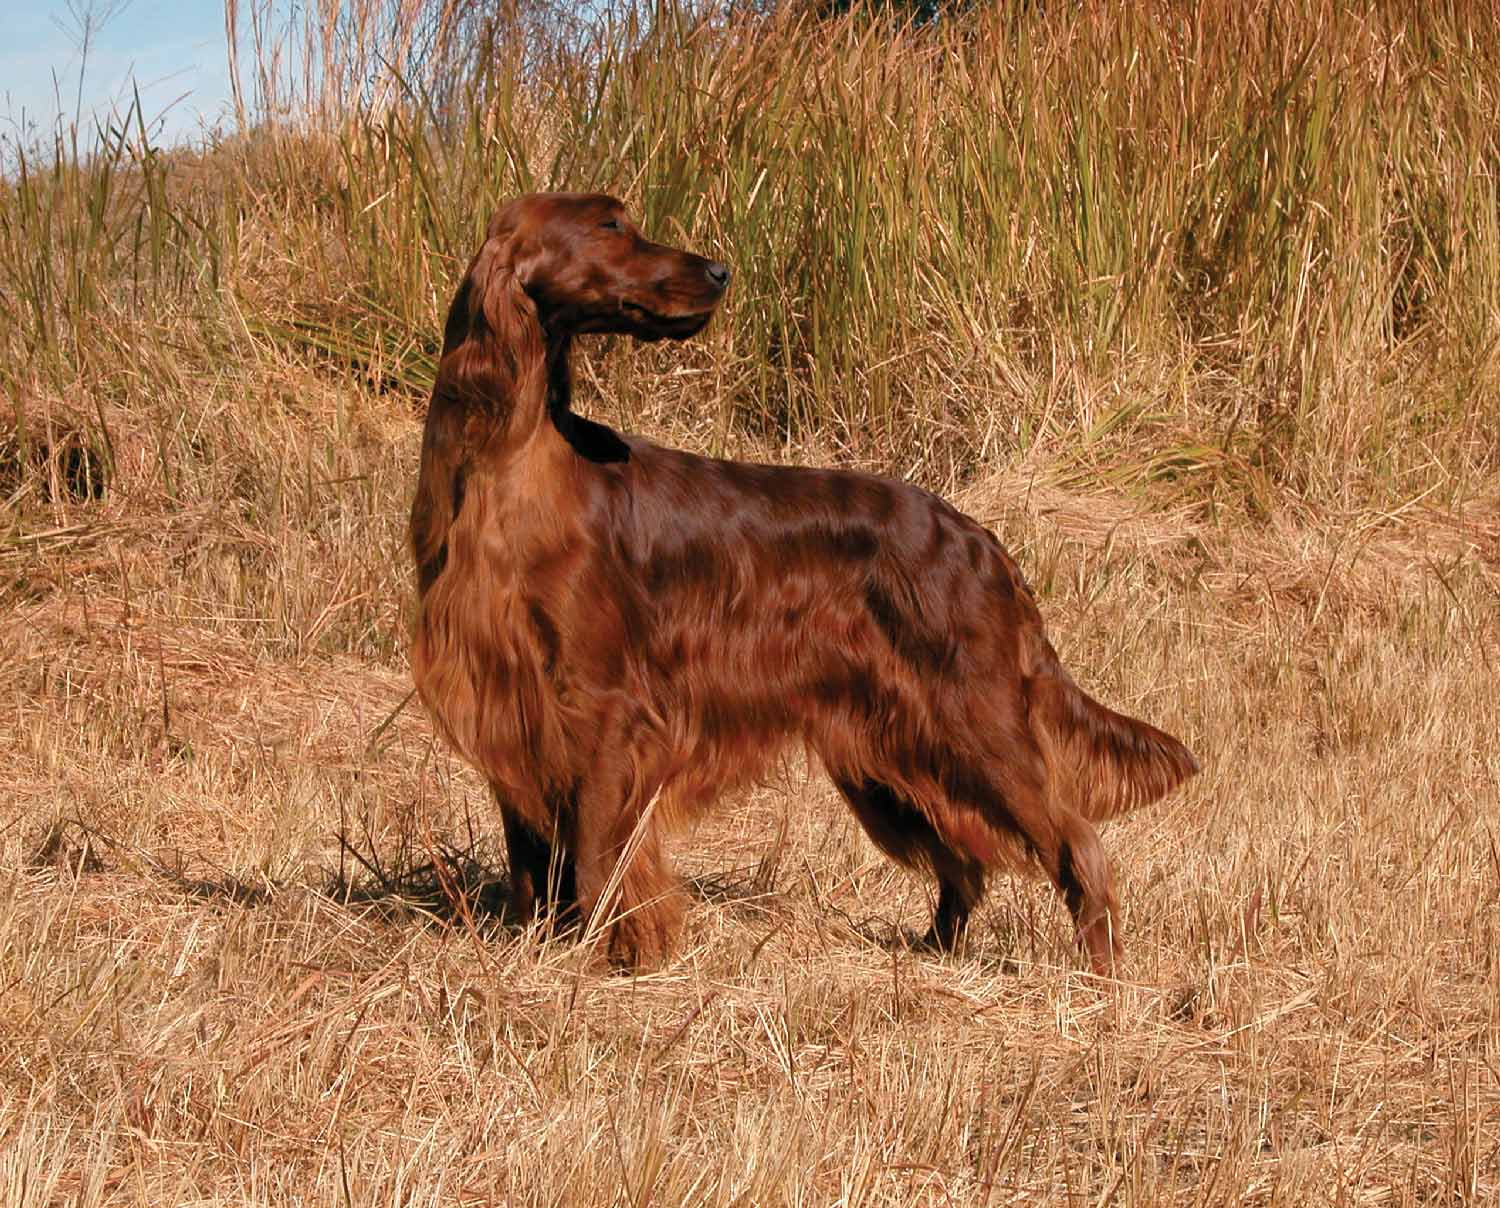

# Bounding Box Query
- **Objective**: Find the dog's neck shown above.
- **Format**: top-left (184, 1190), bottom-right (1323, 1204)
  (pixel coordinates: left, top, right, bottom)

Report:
top-left (545, 332), bottom-right (574, 417)
top-left (542, 332), bottom-right (630, 465)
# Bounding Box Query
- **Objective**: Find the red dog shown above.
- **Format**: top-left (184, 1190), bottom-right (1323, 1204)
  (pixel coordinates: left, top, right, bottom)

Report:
top-left (409, 193), bottom-right (1198, 973)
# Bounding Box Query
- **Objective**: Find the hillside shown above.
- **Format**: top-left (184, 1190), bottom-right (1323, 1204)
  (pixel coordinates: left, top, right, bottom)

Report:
top-left (2, 2), bottom-right (1498, 1202)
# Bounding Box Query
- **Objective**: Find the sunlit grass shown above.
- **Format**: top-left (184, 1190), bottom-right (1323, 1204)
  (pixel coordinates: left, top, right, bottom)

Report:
top-left (2, 2), bottom-right (1498, 1202)
top-left (6, 1), bottom-right (1499, 503)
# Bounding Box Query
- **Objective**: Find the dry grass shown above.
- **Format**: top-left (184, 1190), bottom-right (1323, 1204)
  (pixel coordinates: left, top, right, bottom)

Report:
top-left (4, 1), bottom-right (1500, 1200)
top-left (3, 338), bottom-right (1498, 1203)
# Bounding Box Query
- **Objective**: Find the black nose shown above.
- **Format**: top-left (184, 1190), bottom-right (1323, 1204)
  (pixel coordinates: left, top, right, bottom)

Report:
top-left (705, 261), bottom-right (731, 290)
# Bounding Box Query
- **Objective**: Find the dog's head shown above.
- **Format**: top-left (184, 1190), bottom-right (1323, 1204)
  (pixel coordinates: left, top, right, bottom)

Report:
top-left (448, 193), bottom-right (731, 352)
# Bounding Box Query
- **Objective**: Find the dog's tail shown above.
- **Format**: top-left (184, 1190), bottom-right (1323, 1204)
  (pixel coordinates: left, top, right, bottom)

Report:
top-left (1027, 641), bottom-right (1199, 822)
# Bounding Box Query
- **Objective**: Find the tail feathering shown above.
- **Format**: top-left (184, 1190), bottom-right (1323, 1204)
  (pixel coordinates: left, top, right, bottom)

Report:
top-left (1030, 661), bottom-right (1199, 822)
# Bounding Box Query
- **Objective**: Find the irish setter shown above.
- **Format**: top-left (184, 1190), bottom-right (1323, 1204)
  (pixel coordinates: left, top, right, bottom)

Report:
top-left (409, 193), bottom-right (1198, 975)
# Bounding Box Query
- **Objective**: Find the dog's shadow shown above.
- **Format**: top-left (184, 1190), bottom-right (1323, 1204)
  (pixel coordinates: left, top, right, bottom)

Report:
top-left (29, 819), bottom-right (276, 909)
top-left (326, 830), bottom-right (527, 931)
top-left (32, 818), bottom-right (1029, 972)
top-left (28, 817), bottom-right (534, 932)
top-left (683, 862), bottom-right (1026, 969)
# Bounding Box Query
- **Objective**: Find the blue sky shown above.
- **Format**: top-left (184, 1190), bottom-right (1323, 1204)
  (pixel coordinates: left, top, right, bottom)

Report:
top-left (1, 1), bottom-right (234, 151)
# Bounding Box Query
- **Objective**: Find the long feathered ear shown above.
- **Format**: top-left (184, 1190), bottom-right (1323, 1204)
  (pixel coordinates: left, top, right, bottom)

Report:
top-left (439, 250), bottom-right (484, 358)
top-left (411, 222), bottom-right (547, 594)
top-left (439, 232), bottom-right (546, 404)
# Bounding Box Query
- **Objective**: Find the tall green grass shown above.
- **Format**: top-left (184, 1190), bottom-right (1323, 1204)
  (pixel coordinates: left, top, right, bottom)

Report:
top-left (4, 0), bottom-right (1499, 501)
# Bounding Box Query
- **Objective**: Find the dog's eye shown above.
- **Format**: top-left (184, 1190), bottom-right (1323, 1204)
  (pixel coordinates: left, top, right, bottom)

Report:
top-left (600, 219), bottom-right (621, 231)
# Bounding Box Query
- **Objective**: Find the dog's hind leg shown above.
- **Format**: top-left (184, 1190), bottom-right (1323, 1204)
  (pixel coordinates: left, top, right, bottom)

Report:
top-left (1047, 809), bottom-right (1122, 975)
top-left (936, 733), bottom-right (1123, 976)
top-left (832, 777), bottom-right (986, 952)
top-left (972, 762), bottom-right (1122, 975)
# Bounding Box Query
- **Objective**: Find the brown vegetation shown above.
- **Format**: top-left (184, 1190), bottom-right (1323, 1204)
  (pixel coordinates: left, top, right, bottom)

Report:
top-left (2, 1), bottom-right (1498, 1202)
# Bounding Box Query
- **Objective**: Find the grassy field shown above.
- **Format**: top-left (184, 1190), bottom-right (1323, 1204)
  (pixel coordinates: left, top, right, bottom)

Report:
top-left (3, 1), bottom-right (1498, 1203)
